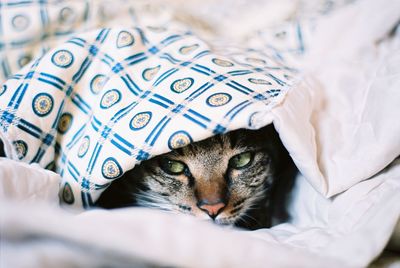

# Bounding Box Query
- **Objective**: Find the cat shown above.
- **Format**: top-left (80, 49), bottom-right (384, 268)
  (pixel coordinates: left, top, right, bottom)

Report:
top-left (96, 124), bottom-right (297, 230)
top-left (0, 139), bottom-right (5, 157)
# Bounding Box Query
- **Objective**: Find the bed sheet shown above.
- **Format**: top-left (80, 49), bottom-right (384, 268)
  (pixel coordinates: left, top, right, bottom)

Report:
top-left (1, 0), bottom-right (400, 267)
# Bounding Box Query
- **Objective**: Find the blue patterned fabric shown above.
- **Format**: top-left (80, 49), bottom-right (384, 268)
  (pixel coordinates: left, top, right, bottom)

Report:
top-left (0, 4), bottom-right (301, 209)
top-left (0, 0), bottom-right (308, 84)
top-left (0, 0), bottom-right (169, 83)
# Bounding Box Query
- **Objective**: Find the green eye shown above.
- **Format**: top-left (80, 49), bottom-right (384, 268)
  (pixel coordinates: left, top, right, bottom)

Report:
top-left (229, 152), bottom-right (253, 169)
top-left (160, 158), bottom-right (186, 175)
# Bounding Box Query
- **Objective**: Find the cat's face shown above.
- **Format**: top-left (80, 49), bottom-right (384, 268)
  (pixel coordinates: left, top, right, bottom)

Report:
top-left (132, 127), bottom-right (278, 226)
top-left (96, 125), bottom-right (292, 229)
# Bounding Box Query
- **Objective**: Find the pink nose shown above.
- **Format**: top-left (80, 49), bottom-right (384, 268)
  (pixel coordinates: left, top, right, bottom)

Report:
top-left (198, 202), bottom-right (226, 219)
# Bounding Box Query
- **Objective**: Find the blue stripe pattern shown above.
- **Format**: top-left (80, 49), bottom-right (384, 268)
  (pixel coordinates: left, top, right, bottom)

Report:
top-left (0, 21), bottom-right (298, 209)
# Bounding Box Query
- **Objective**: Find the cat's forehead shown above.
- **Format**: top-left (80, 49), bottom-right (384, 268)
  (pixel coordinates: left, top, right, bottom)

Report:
top-left (169, 128), bottom-right (267, 160)
top-left (167, 138), bottom-right (230, 164)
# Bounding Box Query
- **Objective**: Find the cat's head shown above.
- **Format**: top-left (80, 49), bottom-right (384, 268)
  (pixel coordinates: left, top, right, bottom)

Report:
top-left (131, 125), bottom-right (284, 226)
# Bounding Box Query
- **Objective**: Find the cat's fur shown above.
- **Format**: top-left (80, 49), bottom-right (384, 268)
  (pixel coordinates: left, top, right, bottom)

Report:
top-left (96, 125), bottom-right (297, 230)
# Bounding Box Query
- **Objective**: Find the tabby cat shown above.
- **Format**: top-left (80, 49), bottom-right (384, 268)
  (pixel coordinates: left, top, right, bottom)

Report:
top-left (96, 124), bottom-right (297, 230)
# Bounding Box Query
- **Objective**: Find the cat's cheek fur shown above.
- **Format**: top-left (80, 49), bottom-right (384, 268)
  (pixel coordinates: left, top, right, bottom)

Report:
top-left (96, 124), bottom-right (296, 230)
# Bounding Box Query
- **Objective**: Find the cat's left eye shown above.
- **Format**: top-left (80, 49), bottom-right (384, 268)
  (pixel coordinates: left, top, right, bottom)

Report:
top-left (229, 152), bottom-right (253, 169)
top-left (159, 158), bottom-right (186, 175)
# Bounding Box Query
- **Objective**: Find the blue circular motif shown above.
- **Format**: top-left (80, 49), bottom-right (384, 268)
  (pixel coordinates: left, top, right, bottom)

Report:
top-left (246, 57), bottom-right (266, 65)
top-left (0, 85), bottom-right (6, 96)
top-left (57, 113), bottom-right (73, 134)
top-left (168, 130), bottom-right (193, 150)
top-left (130, 111), bottom-right (152, 131)
top-left (206, 93), bottom-right (232, 107)
top-left (59, 7), bottom-right (76, 23)
top-left (102, 157), bottom-right (123, 179)
top-left (32, 93), bottom-right (54, 117)
top-left (116, 30), bottom-right (135, 48)
top-left (212, 58), bottom-right (234, 67)
top-left (248, 78), bottom-right (272, 85)
top-left (90, 74), bottom-right (108, 94)
top-left (248, 112), bottom-right (260, 128)
top-left (18, 54), bottom-right (32, 68)
top-left (147, 26), bottom-right (166, 32)
top-left (170, 78), bottom-right (194, 93)
top-left (142, 65), bottom-right (160, 81)
top-left (51, 50), bottom-right (74, 68)
top-left (62, 182), bottom-right (74, 204)
top-left (100, 89), bottom-right (121, 109)
top-left (11, 14), bottom-right (29, 31)
top-left (77, 135), bottom-right (90, 158)
top-left (13, 140), bottom-right (28, 160)
top-left (179, 44), bottom-right (199, 55)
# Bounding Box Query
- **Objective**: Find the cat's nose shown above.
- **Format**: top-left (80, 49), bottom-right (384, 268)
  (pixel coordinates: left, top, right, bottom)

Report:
top-left (197, 199), bottom-right (226, 219)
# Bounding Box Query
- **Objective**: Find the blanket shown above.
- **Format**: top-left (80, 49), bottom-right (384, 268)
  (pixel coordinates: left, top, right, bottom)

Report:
top-left (1, 0), bottom-right (400, 267)
top-left (0, 24), bottom-right (295, 208)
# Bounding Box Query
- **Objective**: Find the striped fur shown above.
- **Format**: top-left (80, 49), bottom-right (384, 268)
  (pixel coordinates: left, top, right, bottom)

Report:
top-left (97, 124), bottom-right (297, 229)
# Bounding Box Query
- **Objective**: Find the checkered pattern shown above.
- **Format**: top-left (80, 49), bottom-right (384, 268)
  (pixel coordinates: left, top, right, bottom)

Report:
top-left (0, 0), bottom-right (173, 83)
top-left (0, 2), bottom-right (302, 209)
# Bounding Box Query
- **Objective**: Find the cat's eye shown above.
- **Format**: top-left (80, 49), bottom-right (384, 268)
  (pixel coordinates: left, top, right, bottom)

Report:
top-left (229, 152), bottom-right (253, 169)
top-left (159, 158), bottom-right (186, 175)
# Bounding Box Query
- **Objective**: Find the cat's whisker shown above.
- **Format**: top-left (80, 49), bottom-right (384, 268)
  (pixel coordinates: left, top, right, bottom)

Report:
top-left (215, 217), bottom-right (235, 226)
top-left (134, 190), bottom-right (175, 212)
top-left (96, 124), bottom-right (296, 230)
top-left (236, 211), bottom-right (263, 228)
top-left (241, 212), bottom-right (259, 224)
top-left (134, 191), bottom-right (166, 203)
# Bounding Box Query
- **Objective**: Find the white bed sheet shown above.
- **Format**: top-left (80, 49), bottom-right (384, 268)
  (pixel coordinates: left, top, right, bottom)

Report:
top-left (1, 0), bottom-right (400, 267)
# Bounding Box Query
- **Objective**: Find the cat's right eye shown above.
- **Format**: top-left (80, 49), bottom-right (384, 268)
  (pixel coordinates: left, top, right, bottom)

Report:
top-left (159, 158), bottom-right (186, 175)
top-left (229, 152), bottom-right (253, 169)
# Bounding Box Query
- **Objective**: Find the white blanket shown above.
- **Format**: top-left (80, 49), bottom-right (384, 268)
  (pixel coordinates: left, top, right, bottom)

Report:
top-left (1, 0), bottom-right (400, 267)
top-left (1, 157), bottom-right (399, 267)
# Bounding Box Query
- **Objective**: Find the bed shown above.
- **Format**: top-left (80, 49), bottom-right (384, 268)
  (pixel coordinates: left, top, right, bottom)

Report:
top-left (1, 0), bottom-right (399, 267)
